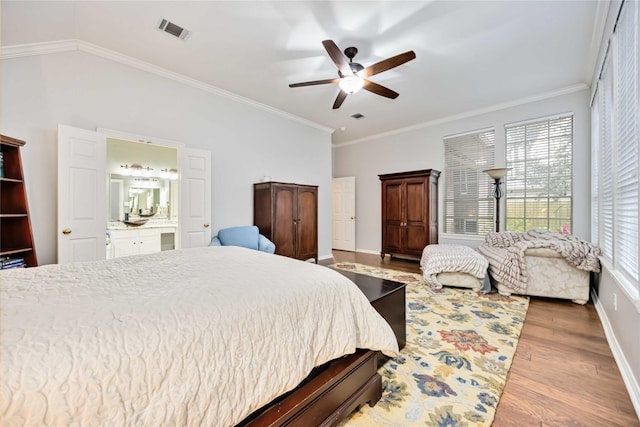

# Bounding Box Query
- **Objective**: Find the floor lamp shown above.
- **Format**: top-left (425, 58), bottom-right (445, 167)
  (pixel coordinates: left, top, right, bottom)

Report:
top-left (483, 168), bottom-right (511, 232)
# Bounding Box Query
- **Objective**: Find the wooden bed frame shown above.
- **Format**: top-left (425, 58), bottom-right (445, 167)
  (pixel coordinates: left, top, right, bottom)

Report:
top-left (238, 350), bottom-right (382, 427)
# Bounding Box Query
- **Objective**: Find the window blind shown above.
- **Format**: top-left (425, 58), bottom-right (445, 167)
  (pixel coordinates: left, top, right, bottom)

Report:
top-left (613, 0), bottom-right (638, 281)
top-left (599, 56), bottom-right (615, 260)
top-left (443, 129), bottom-right (495, 235)
top-left (591, 88), bottom-right (600, 246)
top-left (591, 0), bottom-right (639, 296)
top-left (505, 115), bottom-right (573, 233)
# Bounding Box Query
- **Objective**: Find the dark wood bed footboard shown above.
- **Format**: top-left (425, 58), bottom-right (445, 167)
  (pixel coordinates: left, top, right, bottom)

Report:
top-left (237, 349), bottom-right (381, 427)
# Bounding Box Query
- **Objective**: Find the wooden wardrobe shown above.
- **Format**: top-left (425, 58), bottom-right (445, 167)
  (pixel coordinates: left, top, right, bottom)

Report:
top-left (379, 169), bottom-right (440, 259)
top-left (253, 182), bottom-right (318, 263)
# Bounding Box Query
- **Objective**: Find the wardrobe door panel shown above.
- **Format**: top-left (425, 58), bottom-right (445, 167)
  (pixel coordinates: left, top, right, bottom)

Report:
top-left (296, 187), bottom-right (318, 262)
top-left (274, 186), bottom-right (296, 258)
top-left (384, 182), bottom-right (403, 222)
top-left (405, 180), bottom-right (426, 224)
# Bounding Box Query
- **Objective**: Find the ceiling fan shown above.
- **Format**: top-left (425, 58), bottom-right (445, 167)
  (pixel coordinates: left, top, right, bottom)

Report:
top-left (289, 40), bottom-right (416, 109)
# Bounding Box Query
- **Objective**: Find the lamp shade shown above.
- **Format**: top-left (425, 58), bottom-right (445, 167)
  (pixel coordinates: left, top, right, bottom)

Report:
top-left (483, 167), bottom-right (512, 180)
top-left (338, 76), bottom-right (364, 94)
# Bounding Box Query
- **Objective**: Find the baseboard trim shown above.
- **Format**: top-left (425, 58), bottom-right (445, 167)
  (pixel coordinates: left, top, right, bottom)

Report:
top-left (592, 289), bottom-right (640, 420)
top-left (355, 248), bottom-right (380, 256)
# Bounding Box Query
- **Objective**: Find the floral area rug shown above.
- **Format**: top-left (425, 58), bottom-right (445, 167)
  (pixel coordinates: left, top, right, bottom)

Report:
top-left (331, 262), bottom-right (529, 427)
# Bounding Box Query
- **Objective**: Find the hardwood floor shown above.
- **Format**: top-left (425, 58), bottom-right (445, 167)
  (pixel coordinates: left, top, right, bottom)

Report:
top-left (323, 250), bottom-right (640, 427)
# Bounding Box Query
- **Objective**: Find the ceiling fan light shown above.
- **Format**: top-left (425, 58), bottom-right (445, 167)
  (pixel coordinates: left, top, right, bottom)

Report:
top-left (339, 76), bottom-right (364, 94)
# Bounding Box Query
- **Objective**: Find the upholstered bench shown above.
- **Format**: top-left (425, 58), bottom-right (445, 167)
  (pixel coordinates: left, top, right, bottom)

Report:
top-left (490, 247), bottom-right (591, 304)
top-left (420, 244), bottom-right (490, 293)
top-left (477, 230), bottom-right (600, 305)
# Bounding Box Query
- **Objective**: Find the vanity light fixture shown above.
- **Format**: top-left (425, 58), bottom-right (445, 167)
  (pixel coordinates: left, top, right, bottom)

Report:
top-left (161, 168), bottom-right (179, 180)
top-left (121, 164), bottom-right (153, 177)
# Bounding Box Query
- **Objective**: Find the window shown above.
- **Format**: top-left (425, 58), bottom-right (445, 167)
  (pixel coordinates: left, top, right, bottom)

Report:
top-left (444, 129), bottom-right (495, 235)
top-left (592, 0), bottom-right (638, 295)
top-left (504, 115), bottom-right (573, 233)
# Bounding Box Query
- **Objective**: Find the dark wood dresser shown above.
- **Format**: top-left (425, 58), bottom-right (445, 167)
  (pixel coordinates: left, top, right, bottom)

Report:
top-left (379, 169), bottom-right (439, 260)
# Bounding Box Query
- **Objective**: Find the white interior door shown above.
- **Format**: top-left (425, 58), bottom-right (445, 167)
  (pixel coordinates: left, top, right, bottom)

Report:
top-left (179, 147), bottom-right (211, 248)
top-left (57, 125), bottom-right (107, 264)
top-left (331, 176), bottom-right (356, 251)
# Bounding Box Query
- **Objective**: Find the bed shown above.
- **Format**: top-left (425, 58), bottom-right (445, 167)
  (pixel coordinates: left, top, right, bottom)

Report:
top-left (0, 246), bottom-right (398, 426)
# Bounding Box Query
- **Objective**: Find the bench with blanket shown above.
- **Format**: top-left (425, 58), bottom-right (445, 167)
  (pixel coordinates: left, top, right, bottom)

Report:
top-left (420, 244), bottom-right (491, 293)
top-left (477, 230), bottom-right (601, 304)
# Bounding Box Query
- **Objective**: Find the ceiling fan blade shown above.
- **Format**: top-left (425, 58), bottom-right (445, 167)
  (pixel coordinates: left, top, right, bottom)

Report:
top-left (289, 78), bottom-right (339, 88)
top-left (361, 51), bottom-right (416, 78)
top-left (332, 91), bottom-right (348, 109)
top-left (322, 40), bottom-right (353, 76)
top-left (363, 80), bottom-right (399, 99)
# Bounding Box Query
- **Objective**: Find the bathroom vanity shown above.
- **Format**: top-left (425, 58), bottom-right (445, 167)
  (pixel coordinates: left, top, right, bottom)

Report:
top-left (107, 172), bottom-right (179, 259)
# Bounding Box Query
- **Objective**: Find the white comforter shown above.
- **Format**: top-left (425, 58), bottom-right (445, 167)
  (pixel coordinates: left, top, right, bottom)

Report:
top-left (1, 246), bottom-right (398, 426)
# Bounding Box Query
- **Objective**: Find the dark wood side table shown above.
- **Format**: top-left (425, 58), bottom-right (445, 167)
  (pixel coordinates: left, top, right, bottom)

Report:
top-left (332, 268), bottom-right (406, 350)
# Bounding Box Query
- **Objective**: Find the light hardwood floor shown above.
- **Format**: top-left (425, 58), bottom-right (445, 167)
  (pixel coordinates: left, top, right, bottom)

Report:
top-left (323, 250), bottom-right (640, 427)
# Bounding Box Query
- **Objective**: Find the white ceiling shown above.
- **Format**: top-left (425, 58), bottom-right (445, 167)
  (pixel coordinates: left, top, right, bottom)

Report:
top-left (1, 1), bottom-right (603, 144)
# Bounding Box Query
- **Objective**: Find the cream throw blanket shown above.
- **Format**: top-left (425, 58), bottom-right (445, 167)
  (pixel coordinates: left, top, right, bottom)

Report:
top-left (478, 230), bottom-right (601, 292)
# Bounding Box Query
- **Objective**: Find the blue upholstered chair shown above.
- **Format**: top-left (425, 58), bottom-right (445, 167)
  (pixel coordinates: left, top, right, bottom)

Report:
top-left (209, 225), bottom-right (276, 254)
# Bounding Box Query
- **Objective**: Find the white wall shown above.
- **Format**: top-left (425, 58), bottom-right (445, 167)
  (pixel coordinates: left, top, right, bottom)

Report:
top-left (1, 50), bottom-right (333, 265)
top-left (332, 88), bottom-right (592, 253)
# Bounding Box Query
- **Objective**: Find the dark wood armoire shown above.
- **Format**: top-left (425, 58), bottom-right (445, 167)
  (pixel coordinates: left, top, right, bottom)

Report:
top-left (253, 181), bottom-right (318, 263)
top-left (379, 169), bottom-right (440, 259)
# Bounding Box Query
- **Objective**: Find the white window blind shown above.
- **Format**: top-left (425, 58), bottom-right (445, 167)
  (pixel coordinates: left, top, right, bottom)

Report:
top-left (599, 56), bottom-right (615, 260)
top-left (613, 0), bottom-right (639, 281)
top-left (591, 0), bottom-right (639, 296)
top-left (505, 115), bottom-right (573, 233)
top-left (444, 129), bottom-right (495, 235)
top-left (591, 88), bottom-right (600, 246)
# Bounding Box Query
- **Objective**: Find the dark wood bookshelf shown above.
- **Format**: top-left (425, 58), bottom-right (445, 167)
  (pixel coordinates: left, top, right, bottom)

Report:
top-left (0, 135), bottom-right (38, 267)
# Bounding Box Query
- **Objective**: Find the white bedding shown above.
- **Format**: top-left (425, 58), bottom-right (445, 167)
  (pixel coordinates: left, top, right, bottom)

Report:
top-left (1, 246), bottom-right (398, 426)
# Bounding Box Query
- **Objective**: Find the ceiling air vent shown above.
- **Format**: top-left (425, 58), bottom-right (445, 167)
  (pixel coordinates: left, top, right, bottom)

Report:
top-left (157, 18), bottom-right (191, 41)
top-left (351, 113), bottom-right (365, 120)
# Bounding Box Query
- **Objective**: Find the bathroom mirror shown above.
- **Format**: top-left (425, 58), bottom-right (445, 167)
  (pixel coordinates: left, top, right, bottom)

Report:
top-left (108, 174), bottom-right (174, 221)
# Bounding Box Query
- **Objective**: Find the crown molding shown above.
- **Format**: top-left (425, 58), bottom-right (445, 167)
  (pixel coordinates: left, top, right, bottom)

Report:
top-left (1, 39), bottom-right (334, 135)
top-left (0, 39), bottom-right (78, 59)
top-left (333, 83), bottom-right (590, 148)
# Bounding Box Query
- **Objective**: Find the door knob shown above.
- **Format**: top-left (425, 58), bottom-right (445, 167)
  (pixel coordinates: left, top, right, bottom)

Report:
top-left (350, 216), bottom-right (355, 220)
top-left (204, 223), bottom-right (210, 228)
top-left (62, 228), bottom-right (72, 235)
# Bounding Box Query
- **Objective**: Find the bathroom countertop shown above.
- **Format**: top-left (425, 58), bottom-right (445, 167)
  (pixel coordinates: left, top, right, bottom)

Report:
top-left (107, 220), bottom-right (179, 230)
